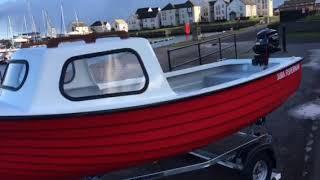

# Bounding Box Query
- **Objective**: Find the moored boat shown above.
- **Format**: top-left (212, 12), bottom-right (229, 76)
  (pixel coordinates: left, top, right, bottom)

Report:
top-left (0, 33), bottom-right (302, 179)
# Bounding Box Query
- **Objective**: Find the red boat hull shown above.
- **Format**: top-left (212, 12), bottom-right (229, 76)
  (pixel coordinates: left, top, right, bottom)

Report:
top-left (0, 63), bottom-right (302, 179)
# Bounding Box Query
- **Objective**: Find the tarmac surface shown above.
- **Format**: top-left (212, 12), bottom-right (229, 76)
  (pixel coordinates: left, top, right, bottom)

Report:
top-left (102, 27), bottom-right (320, 180)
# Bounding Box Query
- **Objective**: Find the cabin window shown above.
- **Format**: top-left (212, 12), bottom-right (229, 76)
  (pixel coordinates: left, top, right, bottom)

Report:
top-left (60, 49), bottom-right (148, 101)
top-left (2, 60), bottom-right (28, 91)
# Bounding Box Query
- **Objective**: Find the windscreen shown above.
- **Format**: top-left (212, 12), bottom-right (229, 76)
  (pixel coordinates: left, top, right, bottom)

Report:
top-left (2, 61), bottom-right (28, 91)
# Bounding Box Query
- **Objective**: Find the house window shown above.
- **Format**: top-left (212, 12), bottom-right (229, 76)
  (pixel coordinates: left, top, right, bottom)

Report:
top-left (187, 8), bottom-right (192, 12)
top-left (61, 49), bottom-right (148, 101)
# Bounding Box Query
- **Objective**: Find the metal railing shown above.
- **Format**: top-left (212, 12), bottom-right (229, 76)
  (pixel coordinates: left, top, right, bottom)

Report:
top-left (167, 34), bottom-right (238, 71)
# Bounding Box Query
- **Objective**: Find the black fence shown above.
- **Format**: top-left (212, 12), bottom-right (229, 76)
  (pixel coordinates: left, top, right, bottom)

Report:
top-left (167, 34), bottom-right (238, 71)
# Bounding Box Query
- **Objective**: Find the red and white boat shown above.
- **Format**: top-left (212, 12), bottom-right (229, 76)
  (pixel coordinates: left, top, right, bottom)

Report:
top-left (0, 34), bottom-right (302, 179)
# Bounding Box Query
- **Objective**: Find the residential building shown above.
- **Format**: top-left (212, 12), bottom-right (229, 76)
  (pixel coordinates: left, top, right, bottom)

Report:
top-left (90, 21), bottom-right (111, 33)
top-left (197, 0), bottom-right (211, 22)
top-left (127, 14), bottom-right (141, 31)
top-left (161, 3), bottom-right (179, 27)
top-left (136, 7), bottom-right (161, 29)
top-left (209, 1), bottom-right (217, 22)
top-left (112, 19), bottom-right (129, 32)
top-left (316, 0), bottom-right (320, 10)
top-left (227, 0), bottom-right (257, 20)
top-left (256, 0), bottom-right (273, 16)
top-left (69, 21), bottom-right (91, 35)
top-left (176, 0), bottom-right (201, 24)
top-left (214, 0), bottom-right (230, 20)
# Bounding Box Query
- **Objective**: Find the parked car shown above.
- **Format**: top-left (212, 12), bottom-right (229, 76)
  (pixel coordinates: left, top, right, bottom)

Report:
top-left (253, 28), bottom-right (280, 54)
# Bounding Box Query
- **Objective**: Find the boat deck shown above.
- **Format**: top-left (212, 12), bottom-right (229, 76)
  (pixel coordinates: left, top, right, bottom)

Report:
top-left (166, 63), bottom-right (277, 94)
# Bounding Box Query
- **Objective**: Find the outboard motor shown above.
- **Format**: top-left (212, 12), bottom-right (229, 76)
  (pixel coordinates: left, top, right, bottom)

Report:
top-left (252, 28), bottom-right (279, 67)
top-left (253, 28), bottom-right (280, 54)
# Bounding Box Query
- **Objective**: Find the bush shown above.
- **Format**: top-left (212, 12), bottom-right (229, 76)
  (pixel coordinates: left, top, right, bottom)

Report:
top-left (267, 22), bottom-right (280, 30)
top-left (200, 20), bottom-right (259, 33)
top-left (129, 19), bottom-right (261, 38)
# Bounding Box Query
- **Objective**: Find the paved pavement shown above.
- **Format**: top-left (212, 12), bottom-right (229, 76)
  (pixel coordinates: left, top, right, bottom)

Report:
top-left (101, 26), bottom-right (320, 180)
top-left (160, 44), bottom-right (320, 180)
top-left (99, 25), bottom-right (320, 180)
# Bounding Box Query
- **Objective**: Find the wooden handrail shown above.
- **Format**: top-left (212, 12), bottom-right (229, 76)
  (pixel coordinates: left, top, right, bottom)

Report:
top-left (21, 31), bottom-right (129, 49)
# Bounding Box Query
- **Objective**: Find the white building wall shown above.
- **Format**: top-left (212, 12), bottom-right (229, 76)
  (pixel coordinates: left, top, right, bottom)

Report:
top-left (105, 23), bottom-right (112, 31)
top-left (161, 9), bottom-right (178, 27)
top-left (214, 0), bottom-right (228, 20)
top-left (245, 5), bottom-right (257, 17)
top-left (113, 21), bottom-right (129, 32)
top-left (257, 0), bottom-right (273, 16)
top-left (91, 23), bottom-right (111, 33)
top-left (227, 0), bottom-right (245, 20)
top-left (179, 7), bottom-right (192, 24)
top-left (193, 6), bottom-right (202, 23)
top-left (200, 3), bottom-right (211, 22)
top-left (142, 15), bottom-right (161, 29)
top-left (178, 6), bottom-right (201, 25)
top-left (128, 15), bottom-right (141, 31)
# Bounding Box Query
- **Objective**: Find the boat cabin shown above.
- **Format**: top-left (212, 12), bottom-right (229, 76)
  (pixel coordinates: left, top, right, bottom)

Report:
top-left (0, 35), bottom-right (301, 117)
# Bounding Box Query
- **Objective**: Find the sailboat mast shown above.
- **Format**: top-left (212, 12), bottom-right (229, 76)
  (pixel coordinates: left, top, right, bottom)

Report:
top-left (24, 15), bottom-right (28, 34)
top-left (42, 10), bottom-right (47, 36)
top-left (60, 0), bottom-right (67, 35)
top-left (27, 1), bottom-right (37, 40)
top-left (7, 16), bottom-right (14, 48)
top-left (74, 10), bottom-right (79, 26)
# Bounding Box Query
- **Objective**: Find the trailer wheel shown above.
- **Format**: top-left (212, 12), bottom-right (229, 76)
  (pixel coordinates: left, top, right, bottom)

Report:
top-left (242, 153), bottom-right (273, 180)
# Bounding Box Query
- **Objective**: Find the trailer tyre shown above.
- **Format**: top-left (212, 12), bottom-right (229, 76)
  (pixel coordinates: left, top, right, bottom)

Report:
top-left (242, 153), bottom-right (273, 180)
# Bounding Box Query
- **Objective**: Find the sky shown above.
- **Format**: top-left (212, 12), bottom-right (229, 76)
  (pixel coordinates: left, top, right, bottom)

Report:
top-left (0, 0), bottom-right (284, 39)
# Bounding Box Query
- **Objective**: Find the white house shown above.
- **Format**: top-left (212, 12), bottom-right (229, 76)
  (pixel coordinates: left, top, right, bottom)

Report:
top-left (227, 0), bottom-right (257, 20)
top-left (316, 0), bottom-right (320, 10)
top-left (161, 3), bottom-right (179, 27)
top-left (112, 19), bottom-right (129, 32)
top-left (256, 0), bottom-right (273, 16)
top-left (198, 0), bottom-right (211, 22)
top-left (68, 21), bottom-right (91, 35)
top-left (176, 0), bottom-right (201, 25)
top-left (136, 7), bottom-right (161, 29)
top-left (214, 0), bottom-right (230, 20)
top-left (127, 14), bottom-right (141, 31)
top-left (90, 21), bottom-right (111, 33)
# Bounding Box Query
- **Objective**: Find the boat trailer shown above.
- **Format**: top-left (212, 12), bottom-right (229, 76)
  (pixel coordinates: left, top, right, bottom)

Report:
top-left (86, 118), bottom-right (281, 180)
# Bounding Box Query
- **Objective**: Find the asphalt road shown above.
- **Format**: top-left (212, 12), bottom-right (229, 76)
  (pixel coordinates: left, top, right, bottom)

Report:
top-left (159, 44), bottom-right (320, 180)
top-left (101, 26), bottom-right (320, 180)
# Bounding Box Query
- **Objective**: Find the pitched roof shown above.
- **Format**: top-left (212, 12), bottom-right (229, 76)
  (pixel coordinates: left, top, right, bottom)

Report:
top-left (162, 0), bottom-right (196, 11)
top-left (243, 0), bottom-right (255, 5)
top-left (136, 7), bottom-right (160, 19)
top-left (162, 3), bottom-right (175, 10)
top-left (175, 0), bottom-right (195, 8)
top-left (209, 0), bottom-right (217, 5)
top-left (91, 21), bottom-right (109, 27)
top-left (114, 19), bottom-right (127, 24)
